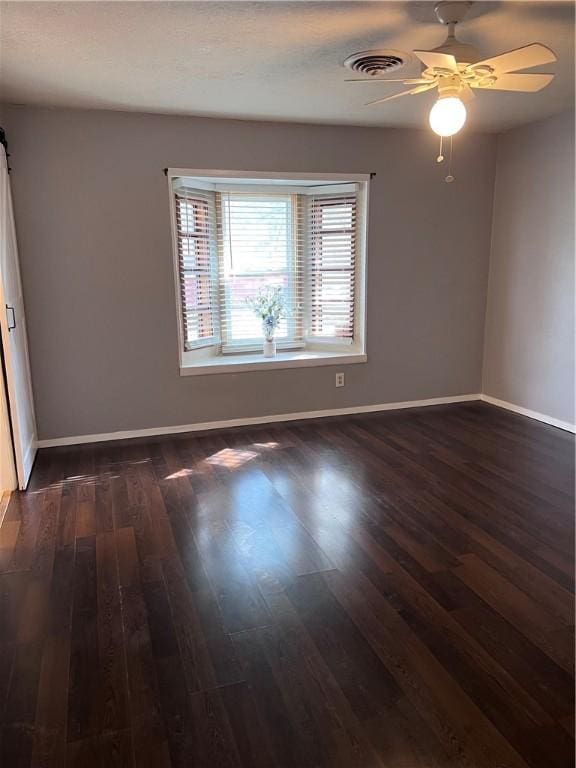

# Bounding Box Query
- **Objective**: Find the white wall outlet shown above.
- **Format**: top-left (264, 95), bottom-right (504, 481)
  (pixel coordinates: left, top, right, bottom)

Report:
top-left (335, 372), bottom-right (345, 388)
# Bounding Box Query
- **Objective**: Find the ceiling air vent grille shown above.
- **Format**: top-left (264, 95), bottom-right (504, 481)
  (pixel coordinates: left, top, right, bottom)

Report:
top-left (343, 49), bottom-right (408, 77)
top-left (344, 49), bottom-right (410, 77)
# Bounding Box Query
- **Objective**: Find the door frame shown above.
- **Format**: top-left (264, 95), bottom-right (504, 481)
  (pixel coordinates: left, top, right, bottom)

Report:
top-left (0, 338), bottom-right (17, 493)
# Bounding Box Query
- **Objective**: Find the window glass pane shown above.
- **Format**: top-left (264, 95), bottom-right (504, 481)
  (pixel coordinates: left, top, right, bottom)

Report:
top-left (310, 196), bottom-right (356, 340)
top-left (180, 238), bottom-right (211, 271)
top-left (224, 197), bottom-right (290, 274)
top-left (221, 195), bottom-right (294, 346)
top-left (175, 192), bottom-right (218, 349)
top-left (321, 203), bottom-right (353, 230)
top-left (183, 274), bottom-right (212, 311)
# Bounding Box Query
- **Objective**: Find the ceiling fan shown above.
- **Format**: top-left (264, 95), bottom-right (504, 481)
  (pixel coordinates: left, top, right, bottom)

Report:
top-left (347, 1), bottom-right (557, 139)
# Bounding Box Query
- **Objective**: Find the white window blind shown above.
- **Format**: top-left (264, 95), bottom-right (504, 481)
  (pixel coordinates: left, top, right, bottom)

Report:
top-left (175, 189), bottom-right (219, 350)
top-left (308, 194), bottom-right (357, 342)
top-left (216, 192), bottom-right (304, 353)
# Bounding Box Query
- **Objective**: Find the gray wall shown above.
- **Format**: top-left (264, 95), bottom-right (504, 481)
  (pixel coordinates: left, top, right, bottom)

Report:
top-left (483, 111), bottom-right (575, 425)
top-left (2, 106), bottom-right (496, 440)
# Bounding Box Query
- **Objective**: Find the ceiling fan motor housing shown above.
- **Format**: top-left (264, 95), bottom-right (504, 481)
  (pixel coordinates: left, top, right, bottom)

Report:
top-left (432, 2), bottom-right (480, 64)
top-left (436, 74), bottom-right (467, 100)
top-left (434, 1), bottom-right (473, 26)
top-left (432, 39), bottom-right (480, 65)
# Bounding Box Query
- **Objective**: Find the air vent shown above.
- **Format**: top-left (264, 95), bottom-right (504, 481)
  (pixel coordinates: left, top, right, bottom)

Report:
top-left (343, 49), bottom-right (408, 77)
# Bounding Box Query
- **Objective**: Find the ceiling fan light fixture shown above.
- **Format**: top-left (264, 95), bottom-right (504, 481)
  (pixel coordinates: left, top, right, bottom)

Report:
top-left (345, 0), bottom-right (557, 179)
top-left (429, 96), bottom-right (467, 136)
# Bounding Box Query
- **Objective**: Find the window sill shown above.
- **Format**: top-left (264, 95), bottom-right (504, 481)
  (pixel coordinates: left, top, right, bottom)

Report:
top-left (180, 350), bottom-right (367, 376)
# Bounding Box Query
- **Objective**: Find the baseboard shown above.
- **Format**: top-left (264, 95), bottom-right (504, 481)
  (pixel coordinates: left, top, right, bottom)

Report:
top-left (480, 394), bottom-right (576, 434)
top-left (36, 394), bottom-right (481, 448)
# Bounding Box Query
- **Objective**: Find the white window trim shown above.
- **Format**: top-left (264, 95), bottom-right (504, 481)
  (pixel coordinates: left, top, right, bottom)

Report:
top-left (167, 169), bottom-right (371, 184)
top-left (168, 169), bottom-right (370, 376)
top-left (180, 350), bottom-right (367, 376)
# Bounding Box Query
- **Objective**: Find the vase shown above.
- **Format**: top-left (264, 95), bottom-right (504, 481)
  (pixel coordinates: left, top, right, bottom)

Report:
top-left (263, 339), bottom-right (276, 358)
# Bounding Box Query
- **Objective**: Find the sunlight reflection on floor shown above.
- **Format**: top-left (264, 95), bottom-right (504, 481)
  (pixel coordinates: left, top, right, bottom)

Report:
top-left (164, 441), bottom-right (280, 478)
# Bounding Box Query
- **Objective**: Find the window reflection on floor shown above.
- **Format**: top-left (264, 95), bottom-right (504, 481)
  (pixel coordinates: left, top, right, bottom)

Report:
top-left (165, 441), bottom-right (280, 478)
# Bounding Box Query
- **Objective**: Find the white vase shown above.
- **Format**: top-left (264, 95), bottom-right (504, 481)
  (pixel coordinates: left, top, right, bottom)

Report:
top-left (263, 339), bottom-right (276, 358)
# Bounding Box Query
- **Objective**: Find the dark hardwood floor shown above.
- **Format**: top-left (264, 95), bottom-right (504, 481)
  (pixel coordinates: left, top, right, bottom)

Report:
top-left (0, 401), bottom-right (574, 768)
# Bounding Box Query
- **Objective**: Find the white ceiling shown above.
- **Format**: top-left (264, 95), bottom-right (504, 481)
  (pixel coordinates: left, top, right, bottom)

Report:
top-left (0, 1), bottom-right (573, 132)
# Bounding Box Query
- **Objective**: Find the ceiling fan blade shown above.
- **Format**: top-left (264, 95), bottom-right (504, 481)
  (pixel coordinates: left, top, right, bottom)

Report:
top-left (365, 82), bottom-right (436, 106)
top-left (345, 78), bottom-right (430, 84)
top-left (471, 43), bottom-right (556, 74)
top-left (414, 50), bottom-right (457, 72)
top-left (365, 89), bottom-right (416, 106)
top-left (473, 73), bottom-right (554, 92)
top-left (411, 82), bottom-right (439, 95)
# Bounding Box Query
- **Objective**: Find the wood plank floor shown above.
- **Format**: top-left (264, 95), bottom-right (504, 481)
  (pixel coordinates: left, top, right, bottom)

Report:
top-left (0, 401), bottom-right (574, 767)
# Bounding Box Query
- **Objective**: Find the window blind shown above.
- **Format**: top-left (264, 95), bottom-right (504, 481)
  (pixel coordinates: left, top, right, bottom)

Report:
top-left (308, 194), bottom-right (357, 341)
top-left (215, 192), bottom-right (305, 353)
top-left (175, 189), bottom-right (219, 350)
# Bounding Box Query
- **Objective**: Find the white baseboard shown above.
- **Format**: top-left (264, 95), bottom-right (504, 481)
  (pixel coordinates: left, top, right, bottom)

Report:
top-left (36, 394), bottom-right (481, 448)
top-left (480, 394), bottom-right (576, 434)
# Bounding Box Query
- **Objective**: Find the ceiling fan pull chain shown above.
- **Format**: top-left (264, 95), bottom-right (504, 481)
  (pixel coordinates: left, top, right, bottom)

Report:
top-left (436, 136), bottom-right (444, 163)
top-left (445, 136), bottom-right (455, 183)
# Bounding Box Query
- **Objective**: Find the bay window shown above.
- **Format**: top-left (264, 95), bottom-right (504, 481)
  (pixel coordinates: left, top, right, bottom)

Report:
top-left (168, 170), bottom-right (368, 374)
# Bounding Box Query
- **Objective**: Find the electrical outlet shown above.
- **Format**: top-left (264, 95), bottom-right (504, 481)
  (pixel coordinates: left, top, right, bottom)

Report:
top-left (335, 372), bottom-right (345, 388)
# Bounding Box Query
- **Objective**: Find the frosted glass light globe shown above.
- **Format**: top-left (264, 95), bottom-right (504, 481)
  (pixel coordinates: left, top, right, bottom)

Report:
top-left (429, 97), bottom-right (467, 137)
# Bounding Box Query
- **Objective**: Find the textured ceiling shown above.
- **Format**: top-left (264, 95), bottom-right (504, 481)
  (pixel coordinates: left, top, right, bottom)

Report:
top-left (0, 1), bottom-right (573, 131)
